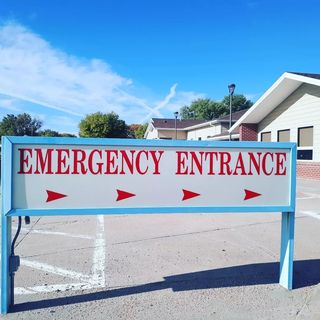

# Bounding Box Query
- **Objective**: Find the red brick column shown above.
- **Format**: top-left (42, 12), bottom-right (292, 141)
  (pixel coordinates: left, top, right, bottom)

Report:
top-left (297, 162), bottom-right (320, 180)
top-left (239, 123), bottom-right (258, 141)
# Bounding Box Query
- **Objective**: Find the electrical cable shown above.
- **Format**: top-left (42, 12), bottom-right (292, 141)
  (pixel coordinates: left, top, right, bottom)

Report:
top-left (10, 216), bottom-right (22, 307)
top-left (11, 217), bottom-right (22, 255)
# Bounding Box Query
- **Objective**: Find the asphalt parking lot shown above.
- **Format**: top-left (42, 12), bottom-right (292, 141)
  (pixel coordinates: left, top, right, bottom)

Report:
top-left (2, 178), bottom-right (320, 319)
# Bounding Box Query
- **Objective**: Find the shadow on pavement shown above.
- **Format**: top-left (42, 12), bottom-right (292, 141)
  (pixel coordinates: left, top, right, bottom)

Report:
top-left (12, 259), bottom-right (320, 313)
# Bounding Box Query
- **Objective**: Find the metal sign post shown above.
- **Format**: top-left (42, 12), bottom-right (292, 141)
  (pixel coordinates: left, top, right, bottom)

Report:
top-left (1, 137), bottom-right (296, 314)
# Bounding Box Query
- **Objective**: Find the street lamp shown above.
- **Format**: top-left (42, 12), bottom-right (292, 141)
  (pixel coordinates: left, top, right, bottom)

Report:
top-left (228, 83), bottom-right (236, 141)
top-left (174, 111), bottom-right (179, 140)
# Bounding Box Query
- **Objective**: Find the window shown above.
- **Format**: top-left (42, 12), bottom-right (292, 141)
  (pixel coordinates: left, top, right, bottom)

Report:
top-left (297, 126), bottom-right (313, 160)
top-left (261, 131), bottom-right (271, 142)
top-left (277, 129), bottom-right (290, 142)
top-left (297, 149), bottom-right (313, 160)
top-left (198, 137), bottom-right (202, 141)
top-left (298, 126), bottom-right (313, 147)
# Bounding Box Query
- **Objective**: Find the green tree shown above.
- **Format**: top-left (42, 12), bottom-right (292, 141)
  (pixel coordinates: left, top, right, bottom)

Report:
top-left (39, 129), bottom-right (77, 137)
top-left (59, 133), bottom-right (77, 138)
top-left (129, 123), bottom-right (148, 139)
top-left (0, 113), bottom-right (42, 137)
top-left (180, 95), bottom-right (253, 121)
top-left (180, 99), bottom-right (226, 120)
top-left (221, 94), bottom-right (253, 113)
top-left (39, 129), bottom-right (60, 137)
top-left (79, 112), bottom-right (130, 138)
top-left (135, 123), bottom-right (148, 139)
top-left (0, 114), bottom-right (17, 136)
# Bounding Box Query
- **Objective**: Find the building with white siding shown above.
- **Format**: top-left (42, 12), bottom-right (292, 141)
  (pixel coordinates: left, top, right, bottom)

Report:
top-left (186, 110), bottom-right (248, 141)
top-left (144, 119), bottom-right (206, 140)
top-left (145, 109), bottom-right (248, 141)
top-left (230, 72), bottom-right (320, 179)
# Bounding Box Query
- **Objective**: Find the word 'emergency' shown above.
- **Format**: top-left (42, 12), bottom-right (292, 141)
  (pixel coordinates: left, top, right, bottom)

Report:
top-left (17, 148), bottom-right (287, 176)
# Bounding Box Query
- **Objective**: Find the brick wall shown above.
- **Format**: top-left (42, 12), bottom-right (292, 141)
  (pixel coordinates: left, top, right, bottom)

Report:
top-left (297, 162), bottom-right (320, 180)
top-left (239, 123), bottom-right (320, 179)
top-left (239, 123), bottom-right (258, 141)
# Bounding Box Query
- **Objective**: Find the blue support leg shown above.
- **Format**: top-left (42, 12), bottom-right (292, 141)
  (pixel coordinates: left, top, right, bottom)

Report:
top-left (279, 211), bottom-right (295, 290)
top-left (1, 215), bottom-right (12, 314)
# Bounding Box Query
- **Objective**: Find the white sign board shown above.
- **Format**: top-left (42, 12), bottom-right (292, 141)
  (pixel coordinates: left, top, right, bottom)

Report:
top-left (10, 140), bottom-right (295, 212)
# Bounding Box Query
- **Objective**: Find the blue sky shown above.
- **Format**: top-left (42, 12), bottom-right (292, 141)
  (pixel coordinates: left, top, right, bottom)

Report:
top-left (1, 0), bottom-right (320, 134)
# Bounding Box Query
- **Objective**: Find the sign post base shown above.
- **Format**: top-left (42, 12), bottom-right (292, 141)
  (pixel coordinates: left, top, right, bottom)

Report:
top-left (279, 211), bottom-right (295, 290)
top-left (1, 215), bottom-right (12, 314)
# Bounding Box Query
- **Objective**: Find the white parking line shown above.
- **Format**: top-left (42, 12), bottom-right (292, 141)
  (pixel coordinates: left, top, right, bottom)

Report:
top-left (20, 259), bottom-right (94, 284)
top-left (297, 191), bottom-right (320, 199)
top-left (300, 211), bottom-right (320, 221)
top-left (15, 283), bottom-right (90, 295)
top-left (91, 215), bottom-right (106, 286)
top-left (16, 215), bottom-right (106, 295)
top-left (21, 228), bottom-right (94, 240)
top-left (296, 196), bottom-right (314, 200)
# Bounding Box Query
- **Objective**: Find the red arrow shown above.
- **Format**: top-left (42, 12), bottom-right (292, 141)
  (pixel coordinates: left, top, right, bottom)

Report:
top-left (46, 190), bottom-right (67, 203)
top-left (244, 189), bottom-right (261, 201)
top-left (116, 189), bottom-right (136, 201)
top-left (182, 189), bottom-right (200, 201)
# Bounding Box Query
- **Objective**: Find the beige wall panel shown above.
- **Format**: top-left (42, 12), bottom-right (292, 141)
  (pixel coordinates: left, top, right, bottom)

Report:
top-left (258, 83), bottom-right (320, 161)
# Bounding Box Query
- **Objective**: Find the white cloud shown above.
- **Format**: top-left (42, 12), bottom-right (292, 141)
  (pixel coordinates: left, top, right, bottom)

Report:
top-left (159, 90), bottom-right (205, 116)
top-left (140, 83), bottom-right (178, 123)
top-left (140, 85), bottom-right (205, 123)
top-left (0, 96), bottom-right (21, 112)
top-left (0, 22), bottom-right (203, 130)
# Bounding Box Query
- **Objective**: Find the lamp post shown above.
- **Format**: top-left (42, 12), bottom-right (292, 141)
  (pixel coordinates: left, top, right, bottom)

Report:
top-left (174, 111), bottom-right (179, 140)
top-left (228, 83), bottom-right (236, 141)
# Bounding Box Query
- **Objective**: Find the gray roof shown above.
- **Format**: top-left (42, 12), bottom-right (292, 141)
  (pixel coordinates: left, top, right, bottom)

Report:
top-left (207, 130), bottom-right (239, 139)
top-left (151, 118), bottom-right (206, 129)
top-left (151, 109), bottom-right (250, 130)
top-left (288, 72), bottom-right (320, 80)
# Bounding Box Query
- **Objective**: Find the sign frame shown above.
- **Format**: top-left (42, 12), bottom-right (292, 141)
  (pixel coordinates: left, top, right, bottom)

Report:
top-left (1, 136), bottom-right (297, 314)
top-left (3, 136), bottom-right (296, 215)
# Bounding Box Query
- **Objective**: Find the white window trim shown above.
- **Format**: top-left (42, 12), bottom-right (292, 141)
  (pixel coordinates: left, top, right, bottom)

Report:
top-left (297, 126), bottom-right (314, 161)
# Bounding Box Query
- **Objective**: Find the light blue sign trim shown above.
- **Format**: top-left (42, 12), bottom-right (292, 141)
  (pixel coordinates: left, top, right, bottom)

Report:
top-left (1, 136), bottom-right (297, 314)
top-left (289, 144), bottom-right (297, 212)
top-left (6, 135), bottom-right (297, 150)
top-left (8, 205), bottom-right (295, 217)
top-left (280, 211), bottom-right (295, 289)
top-left (3, 136), bottom-right (296, 216)
top-left (1, 137), bottom-right (13, 314)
